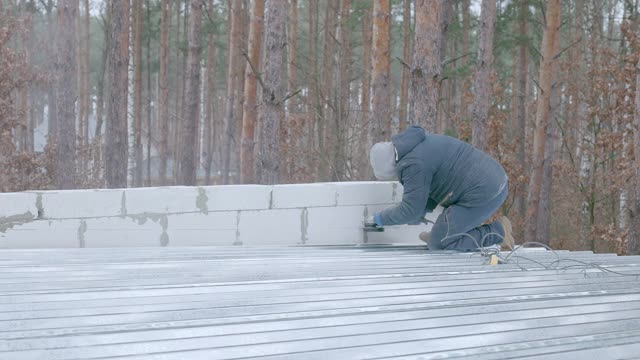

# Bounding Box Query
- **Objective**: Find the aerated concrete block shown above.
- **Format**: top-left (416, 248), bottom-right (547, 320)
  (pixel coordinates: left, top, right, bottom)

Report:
top-left (366, 225), bottom-right (430, 245)
top-left (272, 183), bottom-right (337, 209)
top-left (0, 219), bottom-right (81, 248)
top-left (167, 212), bottom-right (237, 246)
top-left (38, 189), bottom-right (124, 219)
top-left (365, 204), bottom-right (440, 245)
top-left (238, 209), bottom-right (302, 245)
top-left (125, 187), bottom-right (200, 215)
top-left (306, 206), bottom-right (366, 245)
top-left (205, 185), bottom-right (272, 211)
top-left (0, 192), bottom-right (38, 220)
top-left (335, 182), bottom-right (397, 206)
top-left (84, 217), bottom-right (164, 247)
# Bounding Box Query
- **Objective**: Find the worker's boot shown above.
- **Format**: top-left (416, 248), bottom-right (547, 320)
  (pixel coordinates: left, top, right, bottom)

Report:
top-left (497, 216), bottom-right (515, 250)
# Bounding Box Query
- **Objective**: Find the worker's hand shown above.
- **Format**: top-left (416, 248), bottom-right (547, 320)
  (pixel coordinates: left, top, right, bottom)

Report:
top-left (365, 214), bottom-right (383, 227)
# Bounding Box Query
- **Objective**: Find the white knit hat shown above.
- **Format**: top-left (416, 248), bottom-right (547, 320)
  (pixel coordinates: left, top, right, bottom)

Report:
top-left (369, 142), bottom-right (397, 180)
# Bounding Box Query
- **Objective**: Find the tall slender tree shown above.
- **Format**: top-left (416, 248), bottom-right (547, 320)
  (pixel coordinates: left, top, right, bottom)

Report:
top-left (537, 27), bottom-right (561, 244)
top-left (105, 0), bottom-right (130, 189)
top-left (222, 0), bottom-right (240, 184)
top-left (240, 0), bottom-right (264, 184)
top-left (177, 0), bottom-right (203, 185)
top-left (330, 0), bottom-right (350, 180)
top-left (45, 0), bottom-right (58, 144)
top-left (513, 0), bottom-right (529, 238)
top-left (410, 0), bottom-right (441, 133)
top-left (255, 1), bottom-right (288, 184)
top-left (317, 0), bottom-right (339, 180)
top-left (83, 0), bottom-right (90, 146)
top-left (55, 0), bottom-right (78, 189)
top-left (204, 0), bottom-right (218, 185)
top-left (369, 0), bottom-right (390, 143)
top-left (398, 0), bottom-right (411, 132)
top-left (524, 0), bottom-right (561, 244)
top-left (630, 55), bottom-right (640, 254)
top-left (95, 3), bottom-right (109, 140)
top-left (470, 0), bottom-right (497, 152)
top-left (133, 0), bottom-right (143, 187)
top-left (159, 0), bottom-right (171, 185)
top-left (145, 0), bottom-right (152, 186)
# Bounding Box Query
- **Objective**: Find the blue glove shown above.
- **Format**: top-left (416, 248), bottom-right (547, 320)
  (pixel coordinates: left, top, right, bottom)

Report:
top-left (373, 213), bottom-right (383, 227)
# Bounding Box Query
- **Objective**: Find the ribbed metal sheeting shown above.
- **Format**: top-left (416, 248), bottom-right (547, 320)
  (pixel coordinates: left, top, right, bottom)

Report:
top-left (1, 245), bottom-right (640, 360)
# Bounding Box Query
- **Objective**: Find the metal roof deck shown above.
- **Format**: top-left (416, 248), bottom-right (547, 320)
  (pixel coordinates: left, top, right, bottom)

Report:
top-left (1, 245), bottom-right (640, 359)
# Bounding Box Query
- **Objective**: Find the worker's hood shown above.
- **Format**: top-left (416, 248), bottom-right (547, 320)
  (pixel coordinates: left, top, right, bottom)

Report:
top-left (392, 125), bottom-right (426, 160)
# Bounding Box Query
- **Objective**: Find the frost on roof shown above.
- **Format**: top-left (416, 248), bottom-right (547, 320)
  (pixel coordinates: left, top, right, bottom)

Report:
top-left (1, 245), bottom-right (640, 359)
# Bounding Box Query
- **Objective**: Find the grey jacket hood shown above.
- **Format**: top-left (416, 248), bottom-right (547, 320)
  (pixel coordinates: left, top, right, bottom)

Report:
top-left (392, 126), bottom-right (426, 160)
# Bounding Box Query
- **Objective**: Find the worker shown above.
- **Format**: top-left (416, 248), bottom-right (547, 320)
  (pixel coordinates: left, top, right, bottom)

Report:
top-left (368, 125), bottom-right (514, 251)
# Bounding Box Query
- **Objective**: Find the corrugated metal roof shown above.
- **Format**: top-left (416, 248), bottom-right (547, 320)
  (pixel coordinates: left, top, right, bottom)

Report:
top-left (1, 245), bottom-right (640, 359)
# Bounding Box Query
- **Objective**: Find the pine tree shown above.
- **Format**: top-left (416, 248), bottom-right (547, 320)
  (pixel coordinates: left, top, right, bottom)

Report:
top-left (525, 0), bottom-right (561, 245)
top-left (55, 0), bottom-right (78, 189)
top-left (255, 1), bottom-right (288, 184)
top-left (105, 0), bottom-right (130, 189)
top-left (240, 0), bottom-right (264, 184)
top-left (177, 0), bottom-right (203, 185)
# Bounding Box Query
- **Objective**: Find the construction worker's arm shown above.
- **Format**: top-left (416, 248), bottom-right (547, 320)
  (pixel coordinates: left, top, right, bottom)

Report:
top-left (376, 164), bottom-right (431, 226)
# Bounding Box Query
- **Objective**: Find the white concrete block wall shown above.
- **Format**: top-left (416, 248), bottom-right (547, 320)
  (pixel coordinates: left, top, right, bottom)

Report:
top-left (238, 209), bottom-right (302, 245)
top-left (167, 212), bottom-right (237, 246)
top-left (335, 181), bottom-right (397, 206)
top-left (0, 181), bottom-right (439, 248)
top-left (205, 185), bottom-right (271, 211)
top-left (306, 206), bottom-right (366, 245)
top-left (125, 187), bottom-right (200, 215)
top-left (0, 219), bottom-right (80, 248)
top-left (0, 192), bottom-right (38, 220)
top-left (272, 183), bottom-right (337, 209)
top-left (84, 217), bottom-right (164, 248)
top-left (38, 189), bottom-right (124, 219)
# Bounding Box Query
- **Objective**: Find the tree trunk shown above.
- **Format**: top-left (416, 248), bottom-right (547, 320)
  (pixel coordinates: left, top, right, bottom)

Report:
top-left (329, 0), bottom-right (350, 181)
top-left (398, 0), bottom-right (411, 132)
top-left (317, 0), bottom-right (339, 181)
top-left (458, 0), bottom-right (470, 123)
top-left (146, 0), bottom-right (152, 186)
top-left (308, 0), bottom-right (319, 177)
top-left (410, 0), bottom-right (441, 133)
top-left (95, 4), bottom-right (109, 140)
top-left (46, 1), bottom-right (58, 145)
top-left (437, 0), bottom-right (452, 133)
top-left (222, 0), bottom-right (240, 184)
top-left (105, 0), bottom-right (130, 189)
top-left (629, 56), bottom-right (640, 255)
top-left (172, 0), bottom-right (182, 183)
top-left (76, 0), bottom-right (85, 157)
top-left (255, 0), bottom-right (288, 184)
top-left (159, 0), bottom-right (171, 185)
top-left (369, 0), bottom-right (390, 143)
top-left (513, 0), bottom-right (528, 239)
top-left (524, 0), bottom-right (560, 245)
top-left (83, 0), bottom-right (90, 146)
top-left (240, 0), bottom-right (264, 184)
top-left (470, 0), bottom-right (497, 152)
top-left (133, 0), bottom-right (143, 187)
top-left (177, 0), bottom-right (203, 185)
top-left (537, 27), bottom-right (561, 245)
top-left (232, 2), bottom-right (248, 184)
top-left (55, 0), bottom-right (78, 189)
top-left (204, 1), bottom-right (217, 185)
top-left (282, 0), bottom-right (299, 182)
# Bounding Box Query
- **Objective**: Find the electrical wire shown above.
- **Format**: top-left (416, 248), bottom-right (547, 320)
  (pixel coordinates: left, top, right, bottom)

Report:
top-left (431, 209), bottom-right (640, 279)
